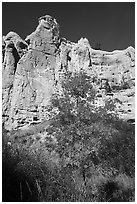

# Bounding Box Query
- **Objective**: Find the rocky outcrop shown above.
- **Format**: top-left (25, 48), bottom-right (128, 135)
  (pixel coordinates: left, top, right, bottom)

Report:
top-left (2, 15), bottom-right (135, 130)
top-left (2, 33), bottom-right (27, 126)
top-left (88, 44), bottom-right (135, 122)
top-left (3, 15), bottom-right (60, 130)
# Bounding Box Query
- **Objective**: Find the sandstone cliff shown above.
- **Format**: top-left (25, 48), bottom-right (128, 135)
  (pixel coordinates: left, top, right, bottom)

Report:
top-left (2, 15), bottom-right (135, 130)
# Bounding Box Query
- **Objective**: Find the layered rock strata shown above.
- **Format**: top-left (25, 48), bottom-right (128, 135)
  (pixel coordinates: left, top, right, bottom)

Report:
top-left (2, 15), bottom-right (135, 130)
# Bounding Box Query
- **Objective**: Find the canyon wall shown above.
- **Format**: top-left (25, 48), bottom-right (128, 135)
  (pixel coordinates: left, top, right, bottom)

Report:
top-left (2, 15), bottom-right (135, 130)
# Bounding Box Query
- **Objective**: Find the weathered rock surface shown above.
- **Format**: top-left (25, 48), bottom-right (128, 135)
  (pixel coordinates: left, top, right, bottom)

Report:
top-left (2, 15), bottom-right (135, 130)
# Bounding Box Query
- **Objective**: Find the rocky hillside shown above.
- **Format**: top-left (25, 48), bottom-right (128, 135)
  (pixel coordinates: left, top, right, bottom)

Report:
top-left (2, 15), bottom-right (135, 130)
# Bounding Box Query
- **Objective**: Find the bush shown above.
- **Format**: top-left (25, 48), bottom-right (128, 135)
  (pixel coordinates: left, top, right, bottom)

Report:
top-left (46, 71), bottom-right (135, 201)
top-left (3, 71), bottom-right (135, 201)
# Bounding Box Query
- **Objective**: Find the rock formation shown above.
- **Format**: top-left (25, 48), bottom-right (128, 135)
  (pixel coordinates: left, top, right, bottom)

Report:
top-left (2, 15), bottom-right (135, 130)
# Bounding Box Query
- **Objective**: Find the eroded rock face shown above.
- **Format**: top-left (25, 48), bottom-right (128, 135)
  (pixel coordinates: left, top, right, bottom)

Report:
top-left (88, 46), bottom-right (135, 121)
top-left (2, 15), bottom-right (135, 130)
top-left (2, 32), bottom-right (28, 126)
top-left (3, 15), bottom-right (60, 130)
top-left (25, 15), bottom-right (60, 53)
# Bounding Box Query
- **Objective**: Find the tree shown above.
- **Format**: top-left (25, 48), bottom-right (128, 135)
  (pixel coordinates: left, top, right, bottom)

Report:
top-left (47, 71), bottom-right (116, 164)
top-left (46, 70), bottom-right (134, 201)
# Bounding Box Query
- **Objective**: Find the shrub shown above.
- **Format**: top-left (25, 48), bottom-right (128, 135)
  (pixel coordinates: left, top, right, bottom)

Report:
top-left (3, 70), bottom-right (135, 202)
top-left (46, 70), bottom-right (135, 201)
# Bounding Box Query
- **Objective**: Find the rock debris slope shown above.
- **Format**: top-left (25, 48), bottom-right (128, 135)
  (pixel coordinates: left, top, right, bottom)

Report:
top-left (2, 15), bottom-right (135, 130)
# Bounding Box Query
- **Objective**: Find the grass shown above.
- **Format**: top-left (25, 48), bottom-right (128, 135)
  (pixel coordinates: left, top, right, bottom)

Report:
top-left (2, 117), bottom-right (135, 202)
top-left (2, 71), bottom-right (135, 201)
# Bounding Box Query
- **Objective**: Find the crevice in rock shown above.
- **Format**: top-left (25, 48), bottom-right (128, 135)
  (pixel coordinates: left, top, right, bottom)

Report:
top-left (12, 47), bottom-right (20, 72)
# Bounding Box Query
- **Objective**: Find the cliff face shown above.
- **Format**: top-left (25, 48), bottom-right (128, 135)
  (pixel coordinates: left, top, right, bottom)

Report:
top-left (2, 15), bottom-right (135, 130)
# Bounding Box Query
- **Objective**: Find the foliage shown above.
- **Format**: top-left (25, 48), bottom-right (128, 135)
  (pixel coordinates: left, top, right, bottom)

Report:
top-left (46, 70), bottom-right (135, 200)
top-left (3, 70), bottom-right (135, 202)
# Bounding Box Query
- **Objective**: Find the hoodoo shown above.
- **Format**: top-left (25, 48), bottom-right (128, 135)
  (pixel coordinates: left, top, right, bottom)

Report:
top-left (2, 15), bottom-right (135, 130)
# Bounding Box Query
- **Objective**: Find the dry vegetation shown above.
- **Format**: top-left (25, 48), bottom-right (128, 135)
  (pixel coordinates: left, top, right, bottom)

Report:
top-left (2, 71), bottom-right (135, 202)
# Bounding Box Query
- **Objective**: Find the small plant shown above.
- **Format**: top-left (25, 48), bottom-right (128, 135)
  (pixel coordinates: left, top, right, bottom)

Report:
top-left (3, 70), bottom-right (135, 202)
